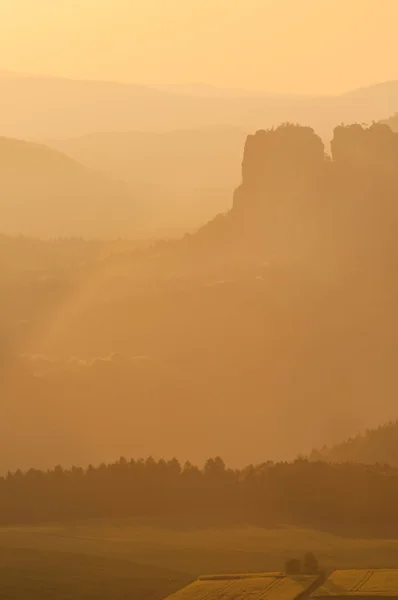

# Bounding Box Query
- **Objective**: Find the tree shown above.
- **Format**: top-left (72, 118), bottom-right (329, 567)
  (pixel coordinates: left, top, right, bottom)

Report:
top-left (303, 552), bottom-right (319, 573)
top-left (285, 558), bottom-right (301, 574)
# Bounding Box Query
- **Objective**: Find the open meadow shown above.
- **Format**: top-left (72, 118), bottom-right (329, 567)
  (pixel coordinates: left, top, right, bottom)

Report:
top-left (3, 519), bottom-right (398, 599)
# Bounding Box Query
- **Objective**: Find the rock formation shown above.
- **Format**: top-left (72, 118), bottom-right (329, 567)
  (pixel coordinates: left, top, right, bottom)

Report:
top-left (222, 122), bottom-right (398, 269)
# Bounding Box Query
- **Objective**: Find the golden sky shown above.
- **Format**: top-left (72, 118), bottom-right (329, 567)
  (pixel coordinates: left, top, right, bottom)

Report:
top-left (1, 0), bottom-right (398, 93)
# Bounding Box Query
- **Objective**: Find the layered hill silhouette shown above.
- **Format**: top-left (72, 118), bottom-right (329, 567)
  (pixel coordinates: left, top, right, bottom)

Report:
top-left (310, 421), bottom-right (398, 467)
top-left (51, 127), bottom-right (246, 189)
top-left (3, 122), bottom-right (398, 471)
top-left (50, 128), bottom-right (242, 233)
top-left (5, 70), bottom-right (398, 240)
top-left (130, 121), bottom-right (398, 273)
top-left (3, 70), bottom-right (398, 139)
top-left (0, 137), bottom-right (149, 238)
top-left (0, 71), bottom-right (266, 139)
top-left (245, 81), bottom-right (398, 138)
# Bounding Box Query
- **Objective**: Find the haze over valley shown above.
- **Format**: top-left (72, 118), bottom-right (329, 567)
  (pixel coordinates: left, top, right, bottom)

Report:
top-left (3, 3), bottom-right (398, 596)
top-left (3, 117), bottom-right (398, 472)
top-left (4, 69), bottom-right (398, 238)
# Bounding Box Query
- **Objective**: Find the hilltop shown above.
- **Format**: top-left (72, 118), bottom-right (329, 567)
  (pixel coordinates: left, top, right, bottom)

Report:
top-left (310, 421), bottom-right (398, 467)
top-left (0, 71), bottom-right (265, 139)
top-left (49, 127), bottom-right (243, 233)
top-left (0, 137), bottom-right (147, 238)
top-left (120, 121), bottom-right (398, 273)
top-left (2, 70), bottom-right (398, 140)
top-left (50, 127), bottom-right (246, 190)
top-left (4, 73), bottom-right (398, 240)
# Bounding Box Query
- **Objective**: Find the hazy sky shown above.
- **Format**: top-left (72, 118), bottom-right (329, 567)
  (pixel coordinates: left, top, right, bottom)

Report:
top-left (1, 0), bottom-right (398, 94)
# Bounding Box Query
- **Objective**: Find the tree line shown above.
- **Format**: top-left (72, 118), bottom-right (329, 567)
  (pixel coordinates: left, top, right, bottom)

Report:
top-left (310, 420), bottom-right (398, 467)
top-left (1, 456), bottom-right (398, 535)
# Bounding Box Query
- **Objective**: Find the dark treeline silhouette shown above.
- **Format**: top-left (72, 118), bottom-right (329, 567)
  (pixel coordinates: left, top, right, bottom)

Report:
top-left (311, 420), bottom-right (398, 467)
top-left (2, 456), bottom-right (398, 536)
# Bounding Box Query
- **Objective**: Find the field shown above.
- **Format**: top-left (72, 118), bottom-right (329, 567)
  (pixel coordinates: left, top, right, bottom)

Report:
top-left (167, 573), bottom-right (319, 600)
top-left (3, 519), bottom-right (398, 598)
top-left (314, 569), bottom-right (398, 596)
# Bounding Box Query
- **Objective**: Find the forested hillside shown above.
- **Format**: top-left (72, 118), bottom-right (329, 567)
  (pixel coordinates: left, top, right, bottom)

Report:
top-left (310, 421), bottom-right (398, 467)
top-left (2, 456), bottom-right (398, 537)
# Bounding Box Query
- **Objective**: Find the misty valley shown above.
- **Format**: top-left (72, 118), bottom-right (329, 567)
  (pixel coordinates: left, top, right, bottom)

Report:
top-left (2, 69), bottom-right (398, 599)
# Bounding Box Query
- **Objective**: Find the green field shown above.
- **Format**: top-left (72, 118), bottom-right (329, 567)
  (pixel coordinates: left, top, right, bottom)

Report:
top-left (3, 519), bottom-right (398, 599)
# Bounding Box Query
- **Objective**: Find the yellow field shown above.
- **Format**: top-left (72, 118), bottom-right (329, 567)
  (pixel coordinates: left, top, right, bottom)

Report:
top-left (313, 570), bottom-right (398, 596)
top-left (166, 573), bottom-right (319, 600)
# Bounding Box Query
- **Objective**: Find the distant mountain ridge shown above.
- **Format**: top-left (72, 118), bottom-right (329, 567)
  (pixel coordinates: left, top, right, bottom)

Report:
top-left (0, 133), bottom-right (234, 239)
top-left (31, 75), bottom-right (398, 235)
top-left (0, 136), bottom-right (144, 238)
top-left (0, 71), bottom-right (265, 139)
top-left (50, 127), bottom-right (246, 189)
top-left (2, 70), bottom-right (398, 139)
